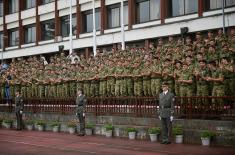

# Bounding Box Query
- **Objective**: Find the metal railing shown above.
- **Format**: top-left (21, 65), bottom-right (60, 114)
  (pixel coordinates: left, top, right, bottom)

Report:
top-left (0, 96), bottom-right (234, 120)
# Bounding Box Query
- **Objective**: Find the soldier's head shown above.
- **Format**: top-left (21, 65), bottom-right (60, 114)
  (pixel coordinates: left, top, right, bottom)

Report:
top-left (208, 30), bottom-right (213, 38)
top-left (77, 89), bottom-right (83, 96)
top-left (199, 60), bottom-right (206, 68)
top-left (162, 82), bottom-right (169, 92)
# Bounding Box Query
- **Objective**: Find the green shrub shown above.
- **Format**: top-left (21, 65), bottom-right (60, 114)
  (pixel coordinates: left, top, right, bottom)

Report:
top-left (36, 120), bottom-right (46, 126)
top-left (25, 120), bottom-right (34, 125)
top-left (126, 127), bottom-right (137, 133)
top-left (67, 120), bottom-right (77, 128)
top-left (50, 121), bottom-right (61, 127)
top-left (148, 127), bottom-right (160, 134)
top-left (86, 123), bottom-right (94, 129)
top-left (3, 119), bottom-right (13, 124)
top-left (201, 130), bottom-right (216, 138)
top-left (172, 125), bottom-right (183, 135)
top-left (104, 124), bottom-right (114, 131)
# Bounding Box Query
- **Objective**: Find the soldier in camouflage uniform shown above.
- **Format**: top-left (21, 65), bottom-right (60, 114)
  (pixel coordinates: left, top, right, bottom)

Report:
top-left (106, 60), bottom-right (116, 96)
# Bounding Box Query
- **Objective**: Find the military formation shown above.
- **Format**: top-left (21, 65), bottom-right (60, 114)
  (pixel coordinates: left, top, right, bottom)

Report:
top-left (0, 28), bottom-right (235, 99)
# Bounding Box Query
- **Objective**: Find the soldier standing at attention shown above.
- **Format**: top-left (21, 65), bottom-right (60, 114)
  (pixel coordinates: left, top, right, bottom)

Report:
top-left (158, 82), bottom-right (174, 144)
top-left (76, 89), bottom-right (87, 136)
top-left (15, 90), bottom-right (24, 130)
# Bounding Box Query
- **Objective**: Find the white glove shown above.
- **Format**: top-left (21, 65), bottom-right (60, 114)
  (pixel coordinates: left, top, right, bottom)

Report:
top-left (158, 116), bottom-right (161, 120)
top-left (170, 116), bottom-right (173, 122)
top-left (83, 113), bottom-right (85, 117)
top-left (20, 110), bottom-right (23, 114)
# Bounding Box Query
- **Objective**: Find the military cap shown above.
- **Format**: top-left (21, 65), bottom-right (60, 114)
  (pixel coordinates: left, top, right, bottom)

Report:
top-left (162, 81), bottom-right (169, 86)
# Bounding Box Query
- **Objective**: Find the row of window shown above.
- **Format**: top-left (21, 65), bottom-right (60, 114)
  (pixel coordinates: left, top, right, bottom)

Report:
top-left (0, 0), bottom-right (235, 17)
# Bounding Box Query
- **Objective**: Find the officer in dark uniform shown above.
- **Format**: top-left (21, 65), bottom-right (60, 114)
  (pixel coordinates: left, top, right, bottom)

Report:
top-left (15, 90), bottom-right (24, 130)
top-left (76, 89), bottom-right (87, 136)
top-left (158, 82), bottom-right (175, 144)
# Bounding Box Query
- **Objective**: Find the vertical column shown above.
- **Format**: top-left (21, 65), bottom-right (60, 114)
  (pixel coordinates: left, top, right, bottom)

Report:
top-left (36, 0), bottom-right (40, 45)
top-left (19, 0), bottom-right (23, 48)
top-left (145, 39), bottom-right (149, 49)
top-left (55, 0), bottom-right (60, 38)
top-left (76, 0), bottom-right (80, 38)
top-left (100, 0), bottom-right (106, 34)
top-left (3, 0), bottom-right (8, 49)
top-left (128, 0), bottom-right (134, 30)
top-left (85, 47), bottom-right (90, 59)
top-left (198, 0), bottom-right (203, 17)
top-left (160, 0), bottom-right (166, 24)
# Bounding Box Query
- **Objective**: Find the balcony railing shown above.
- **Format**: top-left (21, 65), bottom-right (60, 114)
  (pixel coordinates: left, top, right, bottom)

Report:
top-left (0, 96), bottom-right (234, 120)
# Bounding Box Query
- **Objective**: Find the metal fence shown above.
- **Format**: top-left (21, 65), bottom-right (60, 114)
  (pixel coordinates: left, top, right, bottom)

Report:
top-left (0, 96), bottom-right (234, 120)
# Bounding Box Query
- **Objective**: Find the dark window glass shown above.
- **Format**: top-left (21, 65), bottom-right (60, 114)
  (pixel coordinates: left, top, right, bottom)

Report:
top-left (136, 0), bottom-right (160, 23)
top-left (0, 0), bottom-right (3, 17)
top-left (41, 19), bottom-right (55, 41)
top-left (82, 9), bottom-right (100, 33)
top-left (42, 0), bottom-right (54, 5)
top-left (61, 14), bottom-right (77, 37)
top-left (108, 4), bottom-right (120, 28)
top-left (24, 24), bottom-right (36, 44)
top-left (9, 28), bottom-right (19, 46)
top-left (9, 0), bottom-right (19, 14)
top-left (0, 32), bottom-right (3, 48)
top-left (206, 0), bottom-right (235, 10)
top-left (26, 0), bottom-right (36, 9)
top-left (171, 0), bottom-right (198, 17)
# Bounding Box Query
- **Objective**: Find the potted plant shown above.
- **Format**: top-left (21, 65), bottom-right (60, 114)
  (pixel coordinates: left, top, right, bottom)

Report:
top-left (67, 120), bottom-right (77, 134)
top-left (201, 130), bottom-right (216, 146)
top-left (3, 118), bottom-right (13, 129)
top-left (148, 127), bottom-right (160, 142)
top-left (85, 123), bottom-right (94, 136)
top-left (104, 124), bottom-right (114, 138)
top-left (36, 120), bottom-right (46, 131)
top-left (126, 127), bottom-right (137, 140)
top-left (50, 121), bottom-right (61, 132)
top-left (25, 119), bottom-right (34, 131)
top-left (172, 125), bottom-right (183, 144)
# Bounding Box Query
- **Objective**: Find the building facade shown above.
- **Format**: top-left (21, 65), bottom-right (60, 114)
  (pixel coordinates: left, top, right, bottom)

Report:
top-left (0, 0), bottom-right (235, 59)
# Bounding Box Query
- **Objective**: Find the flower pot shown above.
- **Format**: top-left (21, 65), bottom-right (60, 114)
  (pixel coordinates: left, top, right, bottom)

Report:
top-left (37, 125), bottom-right (44, 131)
top-left (149, 134), bottom-right (158, 142)
top-left (201, 137), bottom-right (210, 146)
top-left (105, 130), bottom-right (112, 138)
top-left (26, 125), bottom-right (33, 131)
top-left (85, 128), bottom-right (93, 136)
top-left (52, 126), bottom-right (59, 132)
top-left (128, 132), bottom-right (136, 140)
top-left (175, 135), bottom-right (183, 144)
top-left (68, 127), bottom-right (76, 134)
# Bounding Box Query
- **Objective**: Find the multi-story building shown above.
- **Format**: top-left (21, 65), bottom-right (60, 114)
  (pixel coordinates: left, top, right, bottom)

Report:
top-left (0, 0), bottom-right (235, 59)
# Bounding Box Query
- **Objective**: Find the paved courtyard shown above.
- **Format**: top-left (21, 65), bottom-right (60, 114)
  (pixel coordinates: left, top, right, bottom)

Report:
top-left (0, 129), bottom-right (234, 155)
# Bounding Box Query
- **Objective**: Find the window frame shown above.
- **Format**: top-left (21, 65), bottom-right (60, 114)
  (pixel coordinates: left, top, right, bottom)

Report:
top-left (107, 3), bottom-right (121, 29)
top-left (169, 0), bottom-right (198, 18)
top-left (8, 28), bottom-right (19, 47)
top-left (9, 0), bottom-right (19, 14)
top-left (60, 14), bottom-right (77, 37)
top-left (40, 19), bottom-right (55, 41)
top-left (41, 0), bottom-right (55, 5)
top-left (24, 24), bottom-right (36, 44)
top-left (24, 0), bottom-right (36, 10)
top-left (0, 0), bottom-right (3, 17)
top-left (82, 8), bottom-right (101, 33)
top-left (0, 32), bottom-right (3, 49)
top-left (204, 0), bottom-right (235, 12)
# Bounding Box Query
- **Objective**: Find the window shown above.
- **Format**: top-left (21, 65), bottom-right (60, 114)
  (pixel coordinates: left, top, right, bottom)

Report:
top-left (205, 0), bottom-right (235, 10)
top-left (0, 32), bottom-right (3, 49)
top-left (25, 0), bottom-right (36, 9)
top-left (136, 0), bottom-right (160, 23)
top-left (9, 28), bottom-right (19, 47)
top-left (170, 0), bottom-right (198, 17)
top-left (42, 0), bottom-right (54, 5)
top-left (61, 14), bottom-right (77, 37)
top-left (41, 19), bottom-right (55, 41)
top-left (0, 0), bottom-right (3, 17)
top-left (107, 3), bottom-right (128, 28)
top-left (82, 9), bottom-right (100, 33)
top-left (24, 24), bottom-right (36, 44)
top-left (9, 0), bottom-right (19, 14)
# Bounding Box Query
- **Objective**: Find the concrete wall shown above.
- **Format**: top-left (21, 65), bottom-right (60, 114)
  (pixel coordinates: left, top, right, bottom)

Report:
top-left (1, 112), bottom-right (234, 146)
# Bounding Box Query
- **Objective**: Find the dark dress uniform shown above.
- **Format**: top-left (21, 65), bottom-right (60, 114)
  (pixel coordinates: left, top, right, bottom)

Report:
top-left (76, 94), bottom-right (87, 135)
top-left (158, 85), bottom-right (175, 144)
top-left (15, 95), bottom-right (24, 130)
